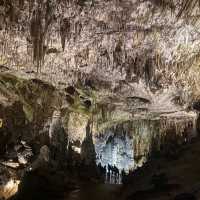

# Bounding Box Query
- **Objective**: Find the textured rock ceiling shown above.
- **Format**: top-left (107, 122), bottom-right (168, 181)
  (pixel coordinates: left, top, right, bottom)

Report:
top-left (1, 0), bottom-right (200, 115)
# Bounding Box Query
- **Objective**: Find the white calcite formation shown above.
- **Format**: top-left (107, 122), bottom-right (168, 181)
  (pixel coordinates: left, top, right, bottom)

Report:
top-left (95, 130), bottom-right (134, 172)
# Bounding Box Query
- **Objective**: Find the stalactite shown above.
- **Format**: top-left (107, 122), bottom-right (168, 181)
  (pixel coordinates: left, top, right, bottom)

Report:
top-left (30, 8), bottom-right (43, 72)
top-left (94, 111), bottom-right (197, 171)
top-left (29, 0), bottom-right (56, 72)
top-left (19, 0), bottom-right (24, 8)
top-left (177, 0), bottom-right (198, 18)
top-left (144, 58), bottom-right (154, 85)
top-left (60, 17), bottom-right (71, 51)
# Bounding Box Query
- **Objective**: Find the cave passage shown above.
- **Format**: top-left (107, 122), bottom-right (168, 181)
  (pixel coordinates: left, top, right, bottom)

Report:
top-left (95, 131), bottom-right (134, 184)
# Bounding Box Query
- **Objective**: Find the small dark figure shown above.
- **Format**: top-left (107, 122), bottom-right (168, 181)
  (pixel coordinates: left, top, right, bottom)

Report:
top-left (121, 169), bottom-right (126, 178)
top-left (113, 165), bottom-right (119, 177)
top-left (111, 165), bottom-right (114, 175)
top-left (108, 164), bottom-right (112, 174)
top-left (106, 170), bottom-right (111, 183)
top-left (103, 165), bottom-right (107, 175)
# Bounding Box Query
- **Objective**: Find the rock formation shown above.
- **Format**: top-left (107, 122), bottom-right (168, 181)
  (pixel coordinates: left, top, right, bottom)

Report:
top-left (1, 0), bottom-right (200, 199)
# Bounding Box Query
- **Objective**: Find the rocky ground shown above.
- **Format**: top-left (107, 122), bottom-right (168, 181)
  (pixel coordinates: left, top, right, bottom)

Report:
top-left (12, 135), bottom-right (200, 200)
top-left (120, 136), bottom-right (200, 200)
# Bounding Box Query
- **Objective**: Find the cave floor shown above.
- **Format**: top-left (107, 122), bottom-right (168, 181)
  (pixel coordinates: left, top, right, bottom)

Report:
top-left (5, 137), bottom-right (200, 200)
top-left (65, 137), bottom-right (200, 200)
top-left (65, 183), bottom-right (122, 200)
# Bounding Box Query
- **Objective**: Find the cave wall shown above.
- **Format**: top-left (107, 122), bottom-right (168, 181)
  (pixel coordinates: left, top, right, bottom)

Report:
top-left (94, 112), bottom-right (197, 170)
top-left (0, 72), bottom-right (197, 172)
top-left (0, 73), bottom-right (62, 154)
top-left (0, 71), bottom-right (198, 199)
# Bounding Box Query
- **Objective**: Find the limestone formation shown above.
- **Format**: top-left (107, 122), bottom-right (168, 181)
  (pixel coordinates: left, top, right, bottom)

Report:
top-left (28, 145), bottom-right (50, 171)
top-left (1, 1), bottom-right (200, 199)
top-left (49, 110), bottom-right (68, 164)
top-left (81, 121), bottom-right (96, 166)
